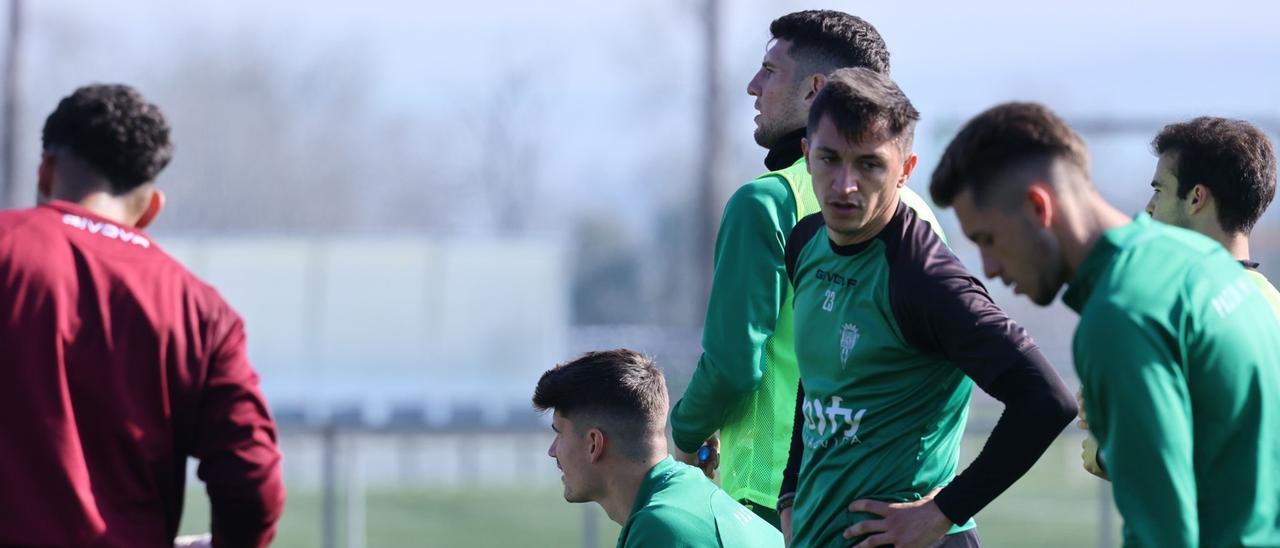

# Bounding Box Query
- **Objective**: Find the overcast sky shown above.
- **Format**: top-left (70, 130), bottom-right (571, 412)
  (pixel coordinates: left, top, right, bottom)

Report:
top-left (12, 0), bottom-right (1280, 233)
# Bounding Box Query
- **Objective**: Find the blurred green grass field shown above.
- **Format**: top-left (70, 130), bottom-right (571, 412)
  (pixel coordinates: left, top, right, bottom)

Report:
top-left (179, 435), bottom-right (1122, 547)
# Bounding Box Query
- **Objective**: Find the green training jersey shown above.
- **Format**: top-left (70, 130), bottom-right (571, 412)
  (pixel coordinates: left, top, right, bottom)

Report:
top-left (671, 157), bottom-right (819, 509)
top-left (1064, 214), bottom-right (1280, 547)
top-left (783, 202), bottom-right (1042, 547)
top-left (616, 456), bottom-right (783, 548)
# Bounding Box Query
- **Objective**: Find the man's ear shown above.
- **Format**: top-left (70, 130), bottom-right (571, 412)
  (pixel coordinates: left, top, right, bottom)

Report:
top-left (37, 151), bottom-right (56, 201)
top-left (586, 428), bottom-right (606, 463)
top-left (1026, 183), bottom-right (1054, 228)
top-left (898, 153), bottom-right (919, 188)
top-left (1187, 184), bottom-right (1211, 215)
top-left (133, 189), bottom-right (165, 229)
top-left (802, 73), bottom-right (828, 106)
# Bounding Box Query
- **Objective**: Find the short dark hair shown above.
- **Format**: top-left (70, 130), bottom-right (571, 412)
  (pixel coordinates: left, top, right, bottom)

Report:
top-left (42, 84), bottom-right (174, 193)
top-left (532, 349), bottom-right (667, 458)
top-left (770, 10), bottom-right (890, 79)
top-left (1152, 117), bottom-right (1277, 234)
top-left (807, 67), bottom-right (919, 153)
top-left (930, 102), bottom-right (1090, 208)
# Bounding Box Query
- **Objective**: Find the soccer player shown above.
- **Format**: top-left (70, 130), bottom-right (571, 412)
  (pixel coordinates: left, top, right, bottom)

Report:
top-left (780, 69), bottom-right (1077, 548)
top-left (671, 10), bottom-right (943, 529)
top-left (533, 349), bottom-right (783, 547)
top-left (930, 102), bottom-right (1280, 547)
top-left (1146, 117), bottom-right (1280, 313)
top-left (1080, 115), bottom-right (1280, 479)
top-left (0, 85), bottom-right (285, 547)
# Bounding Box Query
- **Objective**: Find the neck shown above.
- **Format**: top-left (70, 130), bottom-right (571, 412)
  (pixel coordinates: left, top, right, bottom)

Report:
top-left (49, 187), bottom-right (148, 227)
top-left (72, 192), bottom-right (141, 226)
top-left (1221, 233), bottom-right (1251, 262)
top-left (598, 452), bottom-right (666, 526)
top-left (1195, 218), bottom-right (1251, 261)
top-left (1060, 191), bottom-right (1130, 278)
top-left (764, 127), bottom-right (807, 171)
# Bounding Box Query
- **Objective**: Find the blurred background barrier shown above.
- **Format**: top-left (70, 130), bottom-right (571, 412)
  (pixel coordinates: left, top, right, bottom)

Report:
top-left (179, 396), bottom-right (1123, 548)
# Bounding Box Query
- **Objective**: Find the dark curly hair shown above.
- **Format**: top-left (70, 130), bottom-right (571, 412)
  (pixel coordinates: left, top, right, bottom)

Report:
top-left (930, 102), bottom-right (1090, 208)
top-left (770, 10), bottom-right (890, 79)
top-left (41, 84), bottom-right (173, 193)
top-left (1152, 117), bottom-right (1277, 234)
top-left (807, 67), bottom-right (919, 153)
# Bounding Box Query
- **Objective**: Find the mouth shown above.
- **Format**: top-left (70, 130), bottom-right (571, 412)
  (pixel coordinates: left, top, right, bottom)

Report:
top-left (826, 201), bottom-right (862, 215)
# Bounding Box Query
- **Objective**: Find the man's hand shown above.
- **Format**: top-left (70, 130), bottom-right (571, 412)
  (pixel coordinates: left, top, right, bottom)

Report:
top-left (1081, 435), bottom-right (1109, 480)
top-left (843, 495), bottom-right (952, 548)
top-left (781, 507), bottom-right (793, 545)
top-left (1076, 388), bottom-right (1109, 480)
top-left (1076, 387), bottom-right (1089, 430)
top-left (674, 435), bottom-right (719, 479)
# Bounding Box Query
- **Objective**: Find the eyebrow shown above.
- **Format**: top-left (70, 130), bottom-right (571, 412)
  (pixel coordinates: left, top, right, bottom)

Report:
top-left (966, 231), bottom-right (992, 244)
top-left (1150, 179), bottom-right (1160, 189)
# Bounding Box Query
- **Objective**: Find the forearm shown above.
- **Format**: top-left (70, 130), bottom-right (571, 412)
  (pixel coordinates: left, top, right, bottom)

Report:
top-left (670, 352), bottom-right (760, 452)
top-left (934, 350), bottom-right (1076, 524)
top-left (778, 384), bottom-right (805, 507)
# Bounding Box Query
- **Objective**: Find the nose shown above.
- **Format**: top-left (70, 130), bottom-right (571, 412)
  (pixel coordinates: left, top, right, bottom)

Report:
top-left (831, 166), bottom-right (858, 194)
top-left (1144, 195), bottom-right (1156, 216)
top-left (747, 70), bottom-right (763, 97)
top-left (547, 438), bottom-right (557, 459)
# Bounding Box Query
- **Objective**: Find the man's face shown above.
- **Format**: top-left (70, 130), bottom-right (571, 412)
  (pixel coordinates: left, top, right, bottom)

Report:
top-left (547, 411), bottom-right (597, 503)
top-left (806, 115), bottom-right (914, 245)
top-left (951, 187), bottom-right (1068, 306)
top-left (747, 39), bottom-right (808, 148)
top-left (1145, 151), bottom-right (1193, 228)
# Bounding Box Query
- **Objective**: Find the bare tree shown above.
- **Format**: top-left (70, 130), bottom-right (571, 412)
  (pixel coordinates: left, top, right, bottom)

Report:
top-left (1, 0), bottom-right (22, 208)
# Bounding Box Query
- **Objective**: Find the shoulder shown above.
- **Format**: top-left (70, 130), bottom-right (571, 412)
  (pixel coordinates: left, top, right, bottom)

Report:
top-left (882, 203), bottom-right (969, 289)
top-left (0, 207), bottom-right (62, 251)
top-left (1095, 227), bottom-right (1236, 320)
top-left (724, 177), bottom-right (794, 219)
top-left (626, 504), bottom-right (710, 545)
top-left (785, 213), bottom-right (827, 282)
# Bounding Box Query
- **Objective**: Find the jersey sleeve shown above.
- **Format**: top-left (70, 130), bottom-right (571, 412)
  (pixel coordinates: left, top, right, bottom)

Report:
top-left (891, 267), bottom-right (1038, 388)
top-left (1077, 308), bottom-right (1198, 547)
top-left (192, 310), bottom-right (286, 548)
top-left (670, 179), bottom-right (796, 453)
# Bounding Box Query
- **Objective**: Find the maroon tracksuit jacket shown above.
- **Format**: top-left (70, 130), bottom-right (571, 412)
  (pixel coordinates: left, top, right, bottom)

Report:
top-left (0, 201), bottom-right (284, 547)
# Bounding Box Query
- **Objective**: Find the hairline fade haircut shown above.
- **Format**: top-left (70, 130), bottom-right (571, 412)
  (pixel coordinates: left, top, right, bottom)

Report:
top-left (532, 349), bottom-right (668, 460)
top-left (1152, 116), bottom-right (1277, 234)
top-left (930, 102), bottom-right (1091, 209)
top-left (42, 84), bottom-right (174, 194)
top-left (806, 67), bottom-right (919, 154)
top-left (770, 10), bottom-right (891, 81)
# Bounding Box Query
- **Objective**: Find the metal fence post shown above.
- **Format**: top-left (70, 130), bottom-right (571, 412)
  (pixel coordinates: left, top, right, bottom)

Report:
top-left (322, 424), bottom-right (339, 548)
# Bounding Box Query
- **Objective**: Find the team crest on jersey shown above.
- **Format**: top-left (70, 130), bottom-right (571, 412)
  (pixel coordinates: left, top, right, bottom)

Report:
top-left (839, 323), bottom-right (860, 367)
